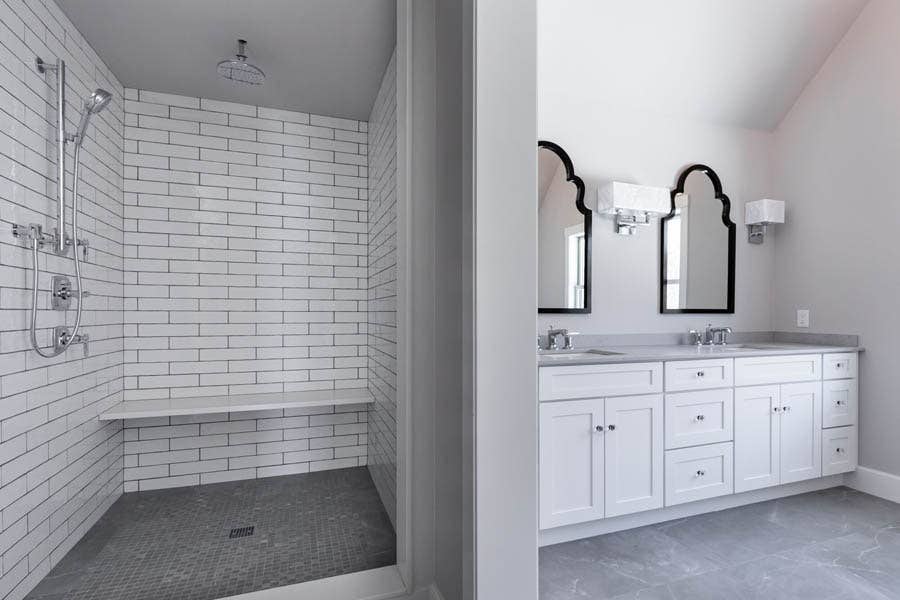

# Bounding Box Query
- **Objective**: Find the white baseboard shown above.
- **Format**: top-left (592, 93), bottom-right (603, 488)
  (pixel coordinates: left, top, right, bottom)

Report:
top-left (539, 475), bottom-right (844, 547)
top-left (845, 466), bottom-right (900, 503)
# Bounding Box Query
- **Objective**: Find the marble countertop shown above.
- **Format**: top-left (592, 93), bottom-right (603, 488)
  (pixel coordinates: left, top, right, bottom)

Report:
top-left (538, 342), bottom-right (863, 367)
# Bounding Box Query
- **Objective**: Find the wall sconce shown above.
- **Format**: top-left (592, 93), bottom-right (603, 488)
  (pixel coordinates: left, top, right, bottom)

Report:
top-left (596, 182), bottom-right (671, 236)
top-left (745, 198), bottom-right (785, 244)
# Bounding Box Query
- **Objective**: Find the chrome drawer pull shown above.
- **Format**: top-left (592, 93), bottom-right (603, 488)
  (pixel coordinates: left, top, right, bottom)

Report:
top-left (836, 447), bottom-right (845, 454)
top-left (696, 371), bottom-right (705, 377)
top-left (696, 469), bottom-right (706, 477)
top-left (695, 414), bottom-right (706, 422)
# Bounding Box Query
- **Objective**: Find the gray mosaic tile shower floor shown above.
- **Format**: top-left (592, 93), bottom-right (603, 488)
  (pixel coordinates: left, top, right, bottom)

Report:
top-left (27, 467), bottom-right (395, 600)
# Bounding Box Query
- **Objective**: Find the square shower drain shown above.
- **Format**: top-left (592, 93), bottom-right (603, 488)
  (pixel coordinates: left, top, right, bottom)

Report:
top-left (228, 526), bottom-right (255, 539)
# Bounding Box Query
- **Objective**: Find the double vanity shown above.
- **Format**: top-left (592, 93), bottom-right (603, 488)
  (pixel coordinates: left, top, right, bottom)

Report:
top-left (538, 340), bottom-right (860, 544)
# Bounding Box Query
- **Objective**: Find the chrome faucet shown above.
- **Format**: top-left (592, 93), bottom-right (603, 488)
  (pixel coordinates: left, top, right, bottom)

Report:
top-left (546, 326), bottom-right (575, 351)
top-left (703, 324), bottom-right (733, 346)
top-left (690, 325), bottom-right (733, 346)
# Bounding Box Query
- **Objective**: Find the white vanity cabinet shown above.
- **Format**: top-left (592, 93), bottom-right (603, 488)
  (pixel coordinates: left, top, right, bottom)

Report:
top-left (734, 380), bottom-right (824, 492)
top-left (820, 352), bottom-right (859, 474)
top-left (538, 365), bottom-right (664, 529)
top-left (539, 399), bottom-right (605, 528)
top-left (539, 350), bottom-right (858, 534)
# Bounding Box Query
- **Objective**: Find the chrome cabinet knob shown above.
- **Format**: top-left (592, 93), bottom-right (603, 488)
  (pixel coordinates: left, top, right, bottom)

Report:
top-left (695, 414), bottom-right (706, 422)
top-left (783, 405), bottom-right (791, 412)
top-left (607, 424), bottom-right (616, 431)
top-left (836, 447), bottom-right (845, 454)
top-left (696, 469), bottom-right (706, 477)
top-left (773, 406), bottom-right (781, 413)
top-left (595, 425), bottom-right (604, 433)
top-left (836, 400), bottom-right (844, 406)
top-left (835, 363), bottom-right (843, 368)
top-left (696, 371), bottom-right (705, 377)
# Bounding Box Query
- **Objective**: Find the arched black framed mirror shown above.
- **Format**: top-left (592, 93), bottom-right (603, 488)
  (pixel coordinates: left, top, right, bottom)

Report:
top-left (538, 141), bottom-right (591, 313)
top-left (660, 164), bottom-right (735, 313)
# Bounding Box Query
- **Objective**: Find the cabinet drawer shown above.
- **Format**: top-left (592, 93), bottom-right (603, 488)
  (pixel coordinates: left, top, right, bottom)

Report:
top-left (665, 359), bottom-right (733, 392)
top-left (822, 379), bottom-right (858, 428)
top-left (823, 353), bottom-right (858, 380)
top-left (665, 442), bottom-right (733, 506)
top-left (539, 362), bottom-right (663, 401)
top-left (734, 354), bottom-right (821, 386)
top-left (665, 389), bottom-right (734, 449)
top-left (822, 426), bottom-right (857, 476)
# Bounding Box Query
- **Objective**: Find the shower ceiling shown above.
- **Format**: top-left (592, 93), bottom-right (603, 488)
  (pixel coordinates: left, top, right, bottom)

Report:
top-left (53, 0), bottom-right (396, 120)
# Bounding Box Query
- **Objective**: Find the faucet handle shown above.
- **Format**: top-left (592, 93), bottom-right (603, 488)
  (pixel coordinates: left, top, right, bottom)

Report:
top-left (688, 330), bottom-right (702, 346)
top-left (563, 332), bottom-right (580, 350)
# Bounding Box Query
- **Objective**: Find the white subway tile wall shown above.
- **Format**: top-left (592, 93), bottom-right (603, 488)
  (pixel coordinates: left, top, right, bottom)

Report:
top-left (366, 51), bottom-right (397, 526)
top-left (122, 403), bottom-right (369, 492)
top-left (121, 89), bottom-right (372, 488)
top-left (0, 1), bottom-right (125, 598)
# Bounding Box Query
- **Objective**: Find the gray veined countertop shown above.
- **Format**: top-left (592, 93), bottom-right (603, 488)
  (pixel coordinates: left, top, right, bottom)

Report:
top-left (537, 342), bottom-right (863, 367)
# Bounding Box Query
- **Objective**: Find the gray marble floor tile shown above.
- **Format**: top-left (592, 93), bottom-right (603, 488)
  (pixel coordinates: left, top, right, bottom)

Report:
top-left (541, 488), bottom-right (900, 600)
top-left (540, 524), bottom-right (722, 599)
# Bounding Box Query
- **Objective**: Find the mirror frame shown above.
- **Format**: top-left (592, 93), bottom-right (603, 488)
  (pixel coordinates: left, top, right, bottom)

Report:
top-left (538, 140), bottom-right (592, 314)
top-left (659, 164), bottom-right (736, 314)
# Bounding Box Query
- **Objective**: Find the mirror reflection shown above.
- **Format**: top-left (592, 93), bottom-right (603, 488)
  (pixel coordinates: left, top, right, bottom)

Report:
top-left (660, 165), bottom-right (735, 313)
top-left (538, 142), bottom-right (590, 313)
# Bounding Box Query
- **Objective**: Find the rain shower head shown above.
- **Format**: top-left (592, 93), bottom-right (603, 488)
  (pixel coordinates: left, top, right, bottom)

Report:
top-left (217, 39), bottom-right (265, 86)
top-left (74, 88), bottom-right (112, 143)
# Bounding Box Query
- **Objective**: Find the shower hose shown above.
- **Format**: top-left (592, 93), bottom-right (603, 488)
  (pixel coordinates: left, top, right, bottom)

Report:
top-left (30, 142), bottom-right (85, 358)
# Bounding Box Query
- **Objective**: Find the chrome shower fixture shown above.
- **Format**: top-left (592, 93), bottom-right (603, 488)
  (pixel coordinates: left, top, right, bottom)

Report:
top-left (74, 89), bottom-right (112, 142)
top-left (217, 39), bottom-right (265, 85)
top-left (13, 56), bottom-right (111, 358)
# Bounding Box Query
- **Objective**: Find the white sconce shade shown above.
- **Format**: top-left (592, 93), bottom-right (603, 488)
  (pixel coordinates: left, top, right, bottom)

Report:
top-left (745, 198), bottom-right (785, 244)
top-left (745, 198), bottom-right (785, 225)
top-left (596, 182), bottom-right (671, 235)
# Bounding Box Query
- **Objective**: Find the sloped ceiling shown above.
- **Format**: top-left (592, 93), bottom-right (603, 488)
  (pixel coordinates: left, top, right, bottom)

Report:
top-left (54, 0), bottom-right (395, 120)
top-left (539, 0), bottom-right (869, 130)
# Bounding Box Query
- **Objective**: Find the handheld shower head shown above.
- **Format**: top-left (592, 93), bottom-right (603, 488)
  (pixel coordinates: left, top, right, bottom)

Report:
top-left (74, 89), bottom-right (111, 143)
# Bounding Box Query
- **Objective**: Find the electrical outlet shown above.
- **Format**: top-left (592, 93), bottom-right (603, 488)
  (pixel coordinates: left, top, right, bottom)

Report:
top-left (796, 309), bottom-right (810, 328)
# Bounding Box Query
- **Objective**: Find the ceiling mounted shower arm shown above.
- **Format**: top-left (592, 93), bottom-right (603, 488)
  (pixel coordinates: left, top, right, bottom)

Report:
top-left (37, 56), bottom-right (68, 255)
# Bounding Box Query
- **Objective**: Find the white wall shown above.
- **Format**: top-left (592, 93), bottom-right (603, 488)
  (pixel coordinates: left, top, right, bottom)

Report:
top-left (537, 96), bottom-right (775, 334)
top-left (0, 2), bottom-right (125, 598)
top-left (367, 50), bottom-right (398, 527)
top-left (771, 0), bottom-right (899, 474)
top-left (474, 0), bottom-right (538, 598)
